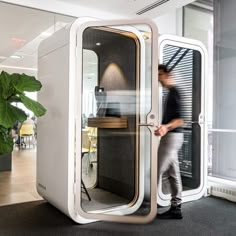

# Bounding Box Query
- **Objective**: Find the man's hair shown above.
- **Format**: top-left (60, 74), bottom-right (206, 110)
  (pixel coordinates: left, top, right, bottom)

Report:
top-left (158, 64), bottom-right (169, 73)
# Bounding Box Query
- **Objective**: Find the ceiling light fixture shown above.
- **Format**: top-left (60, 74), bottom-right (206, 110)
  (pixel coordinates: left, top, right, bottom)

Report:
top-left (96, 42), bottom-right (101, 46)
top-left (0, 65), bottom-right (37, 71)
top-left (41, 32), bottom-right (53, 37)
top-left (11, 37), bottom-right (26, 43)
top-left (11, 37), bottom-right (26, 49)
top-left (10, 55), bottom-right (23, 59)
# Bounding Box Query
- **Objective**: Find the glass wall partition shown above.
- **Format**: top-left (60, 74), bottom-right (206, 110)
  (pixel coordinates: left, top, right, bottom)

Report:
top-left (184, 3), bottom-right (214, 178)
top-left (0, 1), bottom-right (75, 116)
top-left (185, 0), bottom-right (236, 183)
top-left (0, 1), bottom-right (75, 206)
top-left (211, 0), bottom-right (236, 182)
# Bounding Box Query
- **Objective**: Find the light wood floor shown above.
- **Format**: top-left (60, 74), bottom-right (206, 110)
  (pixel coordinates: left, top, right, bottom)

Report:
top-left (0, 148), bottom-right (42, 206)
top-left (0, 148), bottom-right (97, 207)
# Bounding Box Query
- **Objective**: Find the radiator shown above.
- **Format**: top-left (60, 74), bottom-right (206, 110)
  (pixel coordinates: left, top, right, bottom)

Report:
top-left (208, 183), bottom-right (236, 202)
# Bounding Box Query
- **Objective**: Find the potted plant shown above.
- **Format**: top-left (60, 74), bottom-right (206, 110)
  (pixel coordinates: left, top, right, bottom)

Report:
top-left (0, 71), bottom-right (46, 170)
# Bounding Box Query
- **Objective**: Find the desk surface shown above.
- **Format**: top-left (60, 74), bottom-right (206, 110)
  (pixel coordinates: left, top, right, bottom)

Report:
top-left (82, 148), bottom-right (89, 154)
top-left (88, 117), bottom-right (128, 128)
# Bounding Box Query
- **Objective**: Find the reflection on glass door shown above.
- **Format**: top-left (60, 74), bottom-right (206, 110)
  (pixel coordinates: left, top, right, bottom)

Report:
top-left (75, 20), bottom-right (159, 224)
top-left (37, 17), bottom-right (159, 224)
top-left (82, 49), bottom-right (98, 190)
top-left (80, 26), bottom-right (141, 213)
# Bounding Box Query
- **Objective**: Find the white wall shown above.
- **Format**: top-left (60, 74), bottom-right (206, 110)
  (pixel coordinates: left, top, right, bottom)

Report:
top-left (153, 8), bottom-right (182, 36)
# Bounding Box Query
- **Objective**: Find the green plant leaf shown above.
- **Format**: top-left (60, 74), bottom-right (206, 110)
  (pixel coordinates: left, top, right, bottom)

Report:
top-left (19, 94), bottom-right (46, 117)
top-left (0, 101), bottom-right (27, 128)
top-left (0, 71), bottom-right (46, 155)
top-left (0, 71), bottom-right (15, 99)
top-left (12, 73), bottom-right (42, 92)
top-left (8, 95), bottom-right (22, 103)
top-left (0, 130), bottom-right (13, 155)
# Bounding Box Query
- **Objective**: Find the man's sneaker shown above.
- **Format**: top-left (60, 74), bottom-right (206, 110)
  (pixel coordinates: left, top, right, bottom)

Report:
top-left (156, 205), bottom-right (183, 219)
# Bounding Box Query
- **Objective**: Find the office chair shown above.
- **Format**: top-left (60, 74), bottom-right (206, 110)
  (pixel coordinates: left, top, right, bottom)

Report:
top-left (81, 130), bottom-right (91, 200)
top-left (19, 124), bottom-right (35, 149)
top-left (87, 127), bottom-right (97, 168)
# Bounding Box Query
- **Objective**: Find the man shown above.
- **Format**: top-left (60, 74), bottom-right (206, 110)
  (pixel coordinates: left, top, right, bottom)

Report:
top-left (155, 64), bottom-right (184, 219)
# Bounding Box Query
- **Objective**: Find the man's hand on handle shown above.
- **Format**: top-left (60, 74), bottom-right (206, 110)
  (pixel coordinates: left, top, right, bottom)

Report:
top-left (154, 125), bottom-right (169, 137)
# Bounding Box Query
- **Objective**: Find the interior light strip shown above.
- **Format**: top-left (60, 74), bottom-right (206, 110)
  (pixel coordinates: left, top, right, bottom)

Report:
top-left (0, 65), bottom-right (38, 71)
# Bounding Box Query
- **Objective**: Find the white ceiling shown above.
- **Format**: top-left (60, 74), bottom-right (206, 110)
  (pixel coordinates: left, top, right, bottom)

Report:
top-left (54, 0), bottom-right (196, 17)
top-left (57, 0), bottom-right (167, 16)
top-left (0, 0), bottom-right (196, 75)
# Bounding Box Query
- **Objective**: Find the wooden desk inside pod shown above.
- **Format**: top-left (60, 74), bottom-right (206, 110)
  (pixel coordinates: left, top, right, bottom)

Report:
top-left (88, 117), bottom-right (128, 129)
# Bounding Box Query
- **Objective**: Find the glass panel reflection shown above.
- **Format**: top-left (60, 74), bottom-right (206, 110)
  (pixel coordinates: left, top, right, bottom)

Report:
top-left (81, 49), bottom-right (98, 192)
top-left (209, 129), bottom-right (236, 181)
top-left (81, 26), bottom-right (139, 213)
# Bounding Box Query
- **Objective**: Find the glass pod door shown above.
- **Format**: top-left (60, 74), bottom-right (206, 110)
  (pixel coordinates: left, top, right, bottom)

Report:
top-left (74, 19), bottom-right (159, 224)
top-left (157, 35), bottom-right (208, 206)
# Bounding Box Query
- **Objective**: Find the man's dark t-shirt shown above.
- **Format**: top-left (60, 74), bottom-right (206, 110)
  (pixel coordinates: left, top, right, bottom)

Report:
top-left (162, 86), bottom-right (182, 132)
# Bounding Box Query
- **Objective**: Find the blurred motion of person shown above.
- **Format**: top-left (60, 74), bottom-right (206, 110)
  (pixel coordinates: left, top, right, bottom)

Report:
top-left (155, 64), bottom-right (184, 219)
top-left (12, 121), bottom-right (21, 145)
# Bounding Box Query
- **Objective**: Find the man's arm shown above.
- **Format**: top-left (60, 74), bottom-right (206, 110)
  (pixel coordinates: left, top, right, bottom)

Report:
top-left (154, 118), bottom-right (184, 137)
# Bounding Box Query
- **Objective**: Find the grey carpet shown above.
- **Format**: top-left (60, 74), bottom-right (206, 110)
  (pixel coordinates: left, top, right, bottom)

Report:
top-left (0, 196), bottom-right (236, 236)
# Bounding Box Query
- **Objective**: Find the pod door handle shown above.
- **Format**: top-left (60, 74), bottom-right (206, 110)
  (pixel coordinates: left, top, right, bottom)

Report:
top-left (139, 123), bottom-right (154, 127)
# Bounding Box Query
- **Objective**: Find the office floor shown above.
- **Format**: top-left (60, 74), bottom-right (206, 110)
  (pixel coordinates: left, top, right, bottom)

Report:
top-left (1, 196), bottom-right (236, 236)
top-left (0, 148), bottom-right (42, 206)
top-left (0, 147), bottom-right (97, 207)
top-left (1, 148), bottom-right (236, 235)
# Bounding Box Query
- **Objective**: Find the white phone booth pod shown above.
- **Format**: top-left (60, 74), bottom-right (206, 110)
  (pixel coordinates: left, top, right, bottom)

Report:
top-left (37, 18), bottom-right (159, 224)
top-left (157, 35), bottom-right (208, 206)
top-left (37, 17), bottom-right (208, 224)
